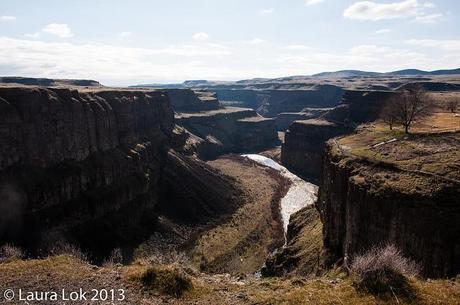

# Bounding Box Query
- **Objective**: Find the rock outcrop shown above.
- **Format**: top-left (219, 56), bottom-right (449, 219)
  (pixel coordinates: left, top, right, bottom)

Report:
top-left (317, 134), bottom-right (460, 277)
top-left (167, 89), bottom-right (221, 112)
top-left (215, 85), bottom-right (344, 117)
top-left (281, 119), bottom-right (350, 180)
top-left (0, 87), bottom-right (174, 254)
top-left (281, 90), bottom-right (395, 179)
top-left (275, 108), bottom-right (332, 131)
top-left (176, 107), bottom-right (279, 159)
top-left (324, 90), bottom-right (395, 124)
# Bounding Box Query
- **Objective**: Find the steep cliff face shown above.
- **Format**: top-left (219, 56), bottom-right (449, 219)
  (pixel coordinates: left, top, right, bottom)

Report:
top-left (324, 90), bottom-right (395, 124)
top-left (215, 85), bottom-right (344, 117)
top-left (281, 90), bottom-right (395, 179)
top-left (176, 107), bottom-right (279, 159)
top-left (158, 150), bottom-right (242, 224)
top-left (0, 87), bottom-right (174, 253)
top-left (281, 119), bottom-right (350, 180)
top-left (167, 89), bottom-right (221, 112)
top-left (317, 136), bottom-right (460, 277)
top-left (275, 108), bottom-right (332, 131)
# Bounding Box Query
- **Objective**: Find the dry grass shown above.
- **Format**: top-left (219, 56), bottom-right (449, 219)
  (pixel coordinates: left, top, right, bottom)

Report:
top-left (102, 248), bottom-right (123, 267)
top-left (190, 156), bottom-right (289, 275)
top-left (136, 265), bottom-right (193, 297)
top-left (49, 242), bottom-right (88, 261)
top-left (248, 276), bottom-right (460, 305)
top-left (0, 255), bottom-right (458, 305)
top-left (0, 244), bottom-right (24, 263)
top-left (350, 245), bottom-right (420, 299)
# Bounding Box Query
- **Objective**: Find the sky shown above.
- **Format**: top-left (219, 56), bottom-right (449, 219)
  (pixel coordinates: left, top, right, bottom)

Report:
top-left (1, 0), bottom-right (460, 86)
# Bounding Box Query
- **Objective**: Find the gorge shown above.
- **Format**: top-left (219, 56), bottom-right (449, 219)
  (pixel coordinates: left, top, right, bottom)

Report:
top-left (0, 73), bottom-right (459, 304)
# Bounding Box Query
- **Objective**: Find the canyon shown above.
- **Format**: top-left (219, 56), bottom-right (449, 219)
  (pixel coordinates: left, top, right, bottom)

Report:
top-left (0, 72), bottom-right (459, 304)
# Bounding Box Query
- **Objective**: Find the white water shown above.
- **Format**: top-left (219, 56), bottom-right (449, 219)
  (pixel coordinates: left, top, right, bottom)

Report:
top-left (242, 154), bottom-right (318, 236)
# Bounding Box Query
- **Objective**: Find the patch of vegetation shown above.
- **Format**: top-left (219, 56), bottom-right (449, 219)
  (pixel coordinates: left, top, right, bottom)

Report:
top-left (350, 244), bottom-right (420, 300)
top-left (0, 244), bottom-right (24, 263)
top-left (138, 265), bottom-right (193, 297)
top-left (49, 242), bottom-right (88, 262)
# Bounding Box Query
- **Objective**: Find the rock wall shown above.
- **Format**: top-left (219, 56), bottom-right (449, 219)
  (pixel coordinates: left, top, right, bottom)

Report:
top-left (176, 108), bottom-right (279, 159)
top-left (275, 108), bottom-right (332, 131)
top-left (215, 85), bottom-right (344, 117)
top-left (0, 87), bottom-right (174, 251)
top-left (158, 150), bottom-right (242, 224)
top-left (317, 142), bottom-right (460, 277)
top-left (324, 90), bottom-right (395, 124)
top-left (281, 119), bottom-right (350, 180)
top-left (281, 90), bottom-right (395, 179)
top-left (166, 89), bottom-right (221, 112)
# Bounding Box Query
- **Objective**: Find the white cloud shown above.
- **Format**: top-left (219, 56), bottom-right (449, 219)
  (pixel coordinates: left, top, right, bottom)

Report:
top-left (25, 32), bottom-right (40, 39)
top-left (278, 44), bottom-right (432, 75)
top-left (244, 38), bottom-right (265, 45)
top-left (414, 13), bottom-right (442, 23)
top-left (343, 0), bottom-right (442, 23)
top-left (0, 37), bottom-right (232, 85)
top-left (405, 39), bottom-right (460, 51)
top-left (259, 8), bottom-right (274, 15)
top-left (42, 23), bottom-right (73, 38)
top-left (0, 16), bottom-right (16, 22)
top-left (192, 32), bottom-right (209, 41)
top-left (376, 28), bottom-right (391, 34)
top-left (284, 45), bottom-right (311, 50)
top-left (0, 35), bottom-right (457, 85)
top-left (119, 31), bottom-right (132, 38)
top-left (305, 0), bottom-right (325, 5)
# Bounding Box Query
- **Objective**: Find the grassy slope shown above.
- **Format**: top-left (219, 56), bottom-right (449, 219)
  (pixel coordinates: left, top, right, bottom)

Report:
top-left (1, 256), bottom-right (459, 305)
top-left (190, 155), bottom-right (290, 274)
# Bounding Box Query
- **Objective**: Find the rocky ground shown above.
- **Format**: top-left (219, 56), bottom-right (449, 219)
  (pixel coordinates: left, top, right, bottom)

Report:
top-left (1, 255), bottom-right (459, 305)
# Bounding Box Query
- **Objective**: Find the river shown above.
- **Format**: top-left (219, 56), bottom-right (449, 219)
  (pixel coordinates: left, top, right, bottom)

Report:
top-left (242, 154), bottom-right (318, 236)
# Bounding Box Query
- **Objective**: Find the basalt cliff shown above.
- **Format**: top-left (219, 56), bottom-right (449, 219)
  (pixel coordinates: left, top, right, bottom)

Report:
top-left (317, 132), bottom-right (460, 277)
top-left (0, 87), bottom-right (174, 257)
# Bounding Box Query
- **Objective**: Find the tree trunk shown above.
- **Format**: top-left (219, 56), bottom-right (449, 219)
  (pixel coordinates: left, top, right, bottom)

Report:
top-left (405, 125), bottom-right (409, 134)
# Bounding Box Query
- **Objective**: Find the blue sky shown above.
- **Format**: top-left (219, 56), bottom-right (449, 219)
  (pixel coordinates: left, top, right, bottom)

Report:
top-left (1, 0), bottom-right (459, 85)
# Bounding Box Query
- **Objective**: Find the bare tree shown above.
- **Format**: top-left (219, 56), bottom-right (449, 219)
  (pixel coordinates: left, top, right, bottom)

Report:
top-left (380, 99), bottom-right (397, 130)
top-left (446, 97), bottom-right (459, 113)
top-left (381, 87), bottom-right (433, 133)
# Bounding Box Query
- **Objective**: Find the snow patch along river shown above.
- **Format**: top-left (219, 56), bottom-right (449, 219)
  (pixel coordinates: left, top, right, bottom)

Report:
top-left (242, 154), bottom-right (318, 236)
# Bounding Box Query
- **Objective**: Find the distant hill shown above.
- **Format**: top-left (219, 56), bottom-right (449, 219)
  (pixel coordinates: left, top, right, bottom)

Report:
top-left (312, 68), bottom-right (460, 78)
top-left (390, 68), bottom-right (460, 76)
top-left (312, 70), bottom-right (381, 78)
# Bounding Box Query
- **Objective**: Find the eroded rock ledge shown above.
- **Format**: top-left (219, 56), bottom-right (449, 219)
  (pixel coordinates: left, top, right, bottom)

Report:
top-left (317, 133), bottom-right (460, 277)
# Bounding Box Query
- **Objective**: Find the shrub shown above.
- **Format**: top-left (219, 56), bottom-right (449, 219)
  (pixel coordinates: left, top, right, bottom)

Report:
top-left (0, 244), bottom-right (24, 263)
top-left (49, 242), bottom-right (87, 261)
top-left (350, 244), bottom-right (420, 299)
top-left (140, 265), bottom-right (193, 297)
top-left (103, 248), bottom-right (123, 267)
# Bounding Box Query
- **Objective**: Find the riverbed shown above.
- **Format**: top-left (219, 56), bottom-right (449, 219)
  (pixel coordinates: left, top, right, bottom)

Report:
top-left (242, 154), bottom-right (318, 235)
